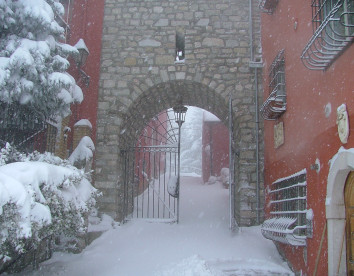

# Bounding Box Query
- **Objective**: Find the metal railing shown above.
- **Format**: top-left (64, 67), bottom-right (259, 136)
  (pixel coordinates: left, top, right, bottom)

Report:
top-left (261, 170), bottom-right (308, 246)
top-left (260, 49), bottom-right (286, 120)
top-left (301, 0), bottom-right (354, 70)
top-left (0, 103), bottom-right (57, 153)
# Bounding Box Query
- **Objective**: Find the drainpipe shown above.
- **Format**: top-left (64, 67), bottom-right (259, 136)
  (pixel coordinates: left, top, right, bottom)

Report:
top-left (249, 0), bottom-right (261, 225)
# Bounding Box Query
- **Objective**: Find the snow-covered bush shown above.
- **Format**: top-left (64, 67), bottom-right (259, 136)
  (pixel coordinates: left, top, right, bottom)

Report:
top-left (0, 144), bottom-right (100, 265)
top-left (0, 143), bottom-right (26, 165)
top-left (220, 167), bottom-right (229, 188)
top-left (68, 136), bottom-right (95, 172)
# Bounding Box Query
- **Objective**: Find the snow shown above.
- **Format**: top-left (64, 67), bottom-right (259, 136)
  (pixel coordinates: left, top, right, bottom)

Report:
top-left (0, 171), bottom-right (32, 237)
top-left (14, 176), bottom-right (293, 276)
top-left (180, 106), bottom-right (203, 175)
top-left (0, 160), bottom-right (97, 255)
top-left (74, 119), bottom-right (93, 129)
top-left (167, 175), bottom-right (178, 197)
top-left (68, 136), bottom-right (95, 165)
top-left (272, 168), bottom-right (307, 185)
top-left (203, 111), bottom-right (221, 122)
top-left (74, 38), bottom-right (90, 54)
top-left (0, 0), bottom-right (80, 118)
top-left (306, 208), bottom-right (314, 220)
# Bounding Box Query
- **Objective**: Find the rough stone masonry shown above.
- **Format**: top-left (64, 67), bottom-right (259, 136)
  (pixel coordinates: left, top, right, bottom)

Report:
top-left (95, 0), bottom-right (264, 226)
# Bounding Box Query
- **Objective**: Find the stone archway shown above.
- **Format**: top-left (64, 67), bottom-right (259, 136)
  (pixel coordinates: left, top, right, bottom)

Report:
top-left (95, 0), bottom-right (263, 226)
top-left (95, 77), bottom-right (262, 226)
top-left (120, 80), bottom-right (229, 149)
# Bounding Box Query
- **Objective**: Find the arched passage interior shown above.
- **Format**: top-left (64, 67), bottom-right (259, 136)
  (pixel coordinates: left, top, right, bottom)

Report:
top-left (95, 79), bottom-right (263, 226)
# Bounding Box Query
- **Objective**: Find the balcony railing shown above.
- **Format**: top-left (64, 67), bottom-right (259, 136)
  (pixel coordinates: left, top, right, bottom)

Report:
top-left (260, 49), bottom-right (286, 120)
top-left (261, 217), bottom-right (307, 246)
top-left (260, 88), bottom-right (286, 120)
top-left (301, 0), bottom-right (354, 70)
top-left (261, 170), bottom-right (309, 247)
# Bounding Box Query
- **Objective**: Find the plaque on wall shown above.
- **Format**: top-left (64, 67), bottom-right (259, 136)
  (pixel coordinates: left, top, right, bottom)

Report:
top-left (274, 122), bottom-right (284, 148)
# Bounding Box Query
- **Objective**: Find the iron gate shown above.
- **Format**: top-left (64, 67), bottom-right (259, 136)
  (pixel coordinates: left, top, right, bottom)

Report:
top-left (121, 109), bottom-right (181, 222)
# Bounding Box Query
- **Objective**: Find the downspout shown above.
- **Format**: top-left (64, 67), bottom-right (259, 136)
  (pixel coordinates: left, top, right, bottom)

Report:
top-left (249, 0), bottom-right (261, 225)
top-left (249, 0), bottom-right (254, 62)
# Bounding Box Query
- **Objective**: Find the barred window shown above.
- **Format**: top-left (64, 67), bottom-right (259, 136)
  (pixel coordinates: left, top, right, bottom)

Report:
top-left (260, 49), bottom-right (286, 120)
top-left (261, 169), bottom-right (309, 246)
top-left (301, 0), bottom-right (354, 70)
top-left (270, 170), bottom-right (307, 234)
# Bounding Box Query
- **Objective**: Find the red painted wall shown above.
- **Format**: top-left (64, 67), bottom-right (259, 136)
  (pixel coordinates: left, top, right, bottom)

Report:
top-left (202, 112), bottom-right (229, 183)
top-left (66, 0), bottom-right (105, 150)
top-left (261, 1), bottom-right (354, 275)
top-left (135, 112), bottom-right (169, 193)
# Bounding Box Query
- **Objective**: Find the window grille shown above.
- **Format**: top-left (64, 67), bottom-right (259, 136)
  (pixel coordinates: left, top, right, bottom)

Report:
top-left (261, 169), bottom-right (308, 246)
top-left (45, 122), bottom-right (58, 153)
top-left (0, 102), bottom-right (58, 153)
top-left (260, 49), bottom-right (286, 120)
top-left (259, 0), bottom-right (279, 14)
top-left (301, 0), bottom-right (354, 70)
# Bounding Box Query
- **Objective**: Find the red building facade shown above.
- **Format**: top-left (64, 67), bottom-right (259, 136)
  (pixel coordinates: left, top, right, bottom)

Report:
top-left (202, 111), bottom-right (229, 183)
top-left (57, 0), bottom-right (104, 158)
top-left (260, 1), bottom-right (354, 275)
top-left (59, 1), bottom-right (354, 274)
top-left (134, 111), bottom-right (169, 194)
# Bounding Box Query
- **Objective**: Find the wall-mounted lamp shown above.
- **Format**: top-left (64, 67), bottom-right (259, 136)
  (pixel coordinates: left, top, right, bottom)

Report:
top-left (74, 38), bottom-right (90, 87)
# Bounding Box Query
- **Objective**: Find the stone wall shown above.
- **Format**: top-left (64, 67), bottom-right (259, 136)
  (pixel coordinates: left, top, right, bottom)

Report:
top-left (96, 0), bottom-right (264, 226)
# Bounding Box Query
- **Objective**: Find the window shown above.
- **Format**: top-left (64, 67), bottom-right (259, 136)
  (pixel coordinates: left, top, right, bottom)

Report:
top-left (175, 31), bottom-right (185, 63)
top-left (260, 49), bottom-right (286, 120)
top-left (259, 0), bottom-right (279, 14)
top-left (301, 0), bottom-right (354, 70)
top-left (261, 169), bottom-right (310, 246)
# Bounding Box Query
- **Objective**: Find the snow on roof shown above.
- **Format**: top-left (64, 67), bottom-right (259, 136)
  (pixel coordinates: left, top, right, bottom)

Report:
top-left (203, 111), bottom-right (220, 122)
top-left (74, 38), bottom-right (89, 53)
top-left (74, 119), bottom-right (93, 129)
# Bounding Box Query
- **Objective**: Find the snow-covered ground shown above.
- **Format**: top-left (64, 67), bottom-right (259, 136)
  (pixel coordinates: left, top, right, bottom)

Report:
top-left (13, 176), bottom-right (293, 276)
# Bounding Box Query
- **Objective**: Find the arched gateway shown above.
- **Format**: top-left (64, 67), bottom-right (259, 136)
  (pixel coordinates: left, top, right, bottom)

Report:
top-left (95, 0), bottom-right (263, 226)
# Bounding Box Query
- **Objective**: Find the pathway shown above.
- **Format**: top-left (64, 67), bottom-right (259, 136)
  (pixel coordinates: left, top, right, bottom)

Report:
top-left (15, 176), bottom-right (293, 276)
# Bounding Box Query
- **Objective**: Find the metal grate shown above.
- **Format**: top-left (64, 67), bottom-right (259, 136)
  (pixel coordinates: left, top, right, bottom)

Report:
top-left (259, 0), bottom-right (279, 14)
top-left (121, 109), bottom-right (181, 222)
top-left (301, 0), bottom-right (354, 70)
top-left (260, 49), bottom-right (286, 120)
top-left (0, 102), bottom-right (57, 153)
top-left (261, 169), bottom-right (308, 246)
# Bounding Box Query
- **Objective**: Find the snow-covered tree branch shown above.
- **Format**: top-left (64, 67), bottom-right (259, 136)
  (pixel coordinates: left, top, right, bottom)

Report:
top-left (0, 0), bottom-right (82, 120)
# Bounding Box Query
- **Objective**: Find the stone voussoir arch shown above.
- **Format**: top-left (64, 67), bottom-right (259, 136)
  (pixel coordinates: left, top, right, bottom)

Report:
top-left (120, 75), bottom-right (232, 150)
top-left (96, 71), bottom-right (261, 226)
